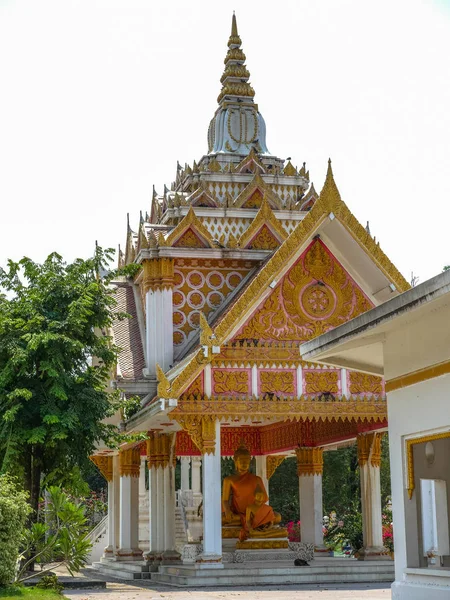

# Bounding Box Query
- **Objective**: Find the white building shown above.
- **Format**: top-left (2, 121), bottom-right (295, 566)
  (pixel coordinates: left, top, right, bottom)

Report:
top-left (301, 269), bottom-right (450, 599)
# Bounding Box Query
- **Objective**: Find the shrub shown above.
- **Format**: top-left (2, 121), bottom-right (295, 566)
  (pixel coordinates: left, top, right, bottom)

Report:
top-left (35, 574), bottom-right (64, 594)
top-left (382, 508), bottom-right (394, 552)
top-left (0, 475), bottom-right (32, 586)
top-left (17, 486), bottom-right (92, 583)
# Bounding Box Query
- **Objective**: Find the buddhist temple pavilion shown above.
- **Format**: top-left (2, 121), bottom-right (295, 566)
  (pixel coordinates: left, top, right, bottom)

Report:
top-left (90, 14), bottom-right (406, 585)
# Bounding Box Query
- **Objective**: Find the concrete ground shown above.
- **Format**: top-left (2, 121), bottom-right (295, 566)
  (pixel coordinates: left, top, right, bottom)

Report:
top-left (64, 581), bottom-right (392, 600)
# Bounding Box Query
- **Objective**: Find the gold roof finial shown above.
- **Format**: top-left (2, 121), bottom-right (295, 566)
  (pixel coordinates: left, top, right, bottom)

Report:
top-left (217, 13), bottom-right (255, 104)
top-left (229, 12), bottom-right (240, 45)
top-left (318, 158), bottom-right (342, 211)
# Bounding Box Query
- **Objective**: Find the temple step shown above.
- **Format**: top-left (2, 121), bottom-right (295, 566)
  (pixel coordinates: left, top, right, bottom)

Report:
top-left (151, 560), bottom-right (395, 587)
top-left (91, 559), bottom-right (150, 581)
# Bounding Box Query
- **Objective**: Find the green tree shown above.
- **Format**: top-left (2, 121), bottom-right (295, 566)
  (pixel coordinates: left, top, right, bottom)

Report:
top-left (323, 445), bottom-right (360, 516)
top-left (0, 247), bottom-right (127, 518)
top-left (0, 475), bottom-right (32, 586)
top-left (269, 458), bottom-right (299, 524)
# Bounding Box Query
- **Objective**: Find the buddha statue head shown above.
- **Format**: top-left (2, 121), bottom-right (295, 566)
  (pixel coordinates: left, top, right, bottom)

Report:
top-left (233, 444), bottom-right (252, 475)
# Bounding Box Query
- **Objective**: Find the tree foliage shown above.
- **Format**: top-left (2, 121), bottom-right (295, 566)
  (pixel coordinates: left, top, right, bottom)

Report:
top-left (0, 247), bottom-right (126, 516)
top-left (0, 475), bottom-right (32, 586)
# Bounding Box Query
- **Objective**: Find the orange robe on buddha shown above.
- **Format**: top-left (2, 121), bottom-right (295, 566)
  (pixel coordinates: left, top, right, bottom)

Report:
top-left (228, 472), bottom-right (269, 525)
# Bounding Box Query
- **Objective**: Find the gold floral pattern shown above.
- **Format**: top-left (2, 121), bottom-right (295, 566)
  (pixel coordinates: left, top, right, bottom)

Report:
top-left (213, 370), bottom-right (250, 394)
top-left (304, 370), bottom-right (339, 395)
top-left (260, 371), bottom-right (295, 395)
top-left (349, 372), bottom-right (383, 395)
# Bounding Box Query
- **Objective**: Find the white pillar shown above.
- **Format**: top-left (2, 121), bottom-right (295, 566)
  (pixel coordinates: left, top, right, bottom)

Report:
top-left (156, 465), bottom-right (165, 552)
top-left (149, 466), bottom-right (157, 553)
top-left (251, 365), bottom-right (258, 395)
top-left (138, 456), bottom-right (149, 551)
top-left (144, 261), bottom-right (174, 376)
top-left (161, 288), bottom-right (174, 371)
top-left (341, 368), bottom-right (348, 396)
top-left (117, 449), bottom-right (142, 560)
top-left (145, 289), bottom-right (158, 377)
top-left (296, 448), bottom-right (326, 553)
top-left (255, 456), bottom-right (269, 501)
top-left (197, 420), bottom-right (223, 567)
top-left (161, 462), bottom-right (180, 562)
top-left (104, 456), bottom-right (118, 556)
top-left (181, 457), bottom-right (190, 491)
top-left (191, 456), bottom-right (202, 509)
top-left (357, 433), bottom-right (389, 560)
top-left (113, 456), bottom-right (120, 554)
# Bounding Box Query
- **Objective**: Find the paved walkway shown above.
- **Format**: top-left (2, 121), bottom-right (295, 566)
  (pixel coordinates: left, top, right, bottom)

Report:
top-left (64, 581), bottom-right (392, 599)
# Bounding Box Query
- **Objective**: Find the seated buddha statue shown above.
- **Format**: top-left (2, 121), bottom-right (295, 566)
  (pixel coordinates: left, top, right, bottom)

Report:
top-left (222, 445), bottom-right (284, 542)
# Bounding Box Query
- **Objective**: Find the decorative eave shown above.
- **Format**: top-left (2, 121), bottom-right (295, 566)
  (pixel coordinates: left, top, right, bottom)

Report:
top-left (162, 206), bottom-right (215, 248)
top-left (156, 348), bottom-right (207, 400)
top-left (233, 173), bottom-right (283, 209)
top-left (238, 198), bottom-right (287, 248)
top-left (169, 393), bottom-right (388, 422)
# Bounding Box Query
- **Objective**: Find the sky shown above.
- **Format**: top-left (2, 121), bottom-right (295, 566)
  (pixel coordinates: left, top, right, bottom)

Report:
top-left (0, 0), bottom-right (449, 284)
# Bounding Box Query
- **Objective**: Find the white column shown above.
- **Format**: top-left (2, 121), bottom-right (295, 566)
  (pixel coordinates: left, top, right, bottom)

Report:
top-left (144, 278), bottom-right (173, 376)
top-left (341, 368), bottom-right (348, 396)
top-left (138, 456), bottom-right (149, 551)
top-left (197, 420), bottom-right (223, 567)
top-left (296, 448), bottom-right (326, 553)
top-left (204, 364), bottom-right (212, 396)
top-left (113, 456), bottom-right (120, 554)
top-left (299, 475), bottom-right (326, 550)
top-left (104, 456), bottom-right (119, 556)
top-left (251, 365), bottom-right (258, 395)
top-left (156, 465), bottom-right (165, 552)
top-left (297, 365), bottom-right (303, 395)
top-left (161, 288), bottom-right (174, 371)
top-left (255, 456), bottom-right (269, 501)
top-left (181, 456), bottom-right (191, 491)
top-left (191, 456), bottom-right (202, 509)
top-left (149, 466), bottom-right (157, 553)
top-left (117, 457), bottom-right (142, 560)
top-left (161, 462), bottom-right (180, 562)
top-left (145, 289), bottom-right (157, 377)
top-left (357, 433), bottom-right (389, 560)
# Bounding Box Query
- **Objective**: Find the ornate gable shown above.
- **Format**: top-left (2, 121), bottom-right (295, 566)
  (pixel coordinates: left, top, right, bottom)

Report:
top-left (189, 186), bottom-right (218, 208)
top-left (238, 199), bottom-right (287, 249)
top-left (234, 173), bottom-right (282, 209)
top-left (164, 207), bottom-right (215, 248)
top-left (235, 148), bottom-right (267, 175)
top-left (233, 238), bottom-right (373, 344)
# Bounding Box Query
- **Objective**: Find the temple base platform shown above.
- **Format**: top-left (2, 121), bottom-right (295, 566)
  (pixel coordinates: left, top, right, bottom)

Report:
top-left (92, 555), bottom-right (394, 586)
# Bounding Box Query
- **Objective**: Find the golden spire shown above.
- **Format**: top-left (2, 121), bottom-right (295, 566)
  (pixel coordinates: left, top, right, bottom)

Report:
top-left (217, 13), bottom-right (255, 104)
top-left (318, 158), bottom-right (342, 209)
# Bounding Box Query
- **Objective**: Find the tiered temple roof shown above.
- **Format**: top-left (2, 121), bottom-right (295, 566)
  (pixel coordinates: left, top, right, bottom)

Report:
top-left (108, 14), bottom-right (409, 456)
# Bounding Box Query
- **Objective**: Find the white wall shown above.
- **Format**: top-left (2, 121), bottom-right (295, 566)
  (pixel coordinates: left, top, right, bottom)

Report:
top-left (387, 372), bottom-right (450, 583)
